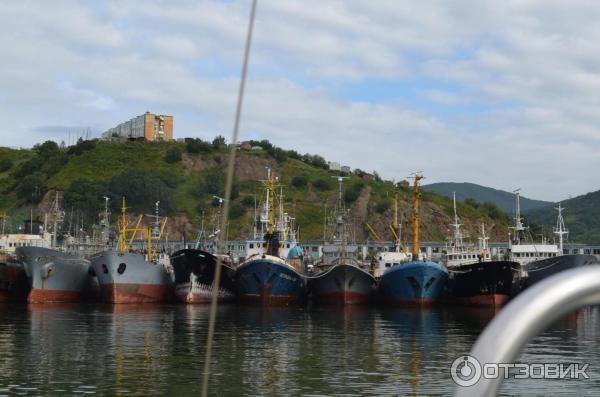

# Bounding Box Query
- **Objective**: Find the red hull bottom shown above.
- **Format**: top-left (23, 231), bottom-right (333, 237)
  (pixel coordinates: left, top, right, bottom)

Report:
top-left (100, 283), bottom-right (170, 304)
top-left (28, 289), bottom-right (82, 303)
top-left (315, 291), bottom-right (371, 305)
top-left (449, 294), bottom-right (510, 307)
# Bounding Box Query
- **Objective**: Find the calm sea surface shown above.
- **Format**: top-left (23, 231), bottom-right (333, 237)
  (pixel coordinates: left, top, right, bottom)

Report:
top-left (1, 303), bottom-right (599, 396)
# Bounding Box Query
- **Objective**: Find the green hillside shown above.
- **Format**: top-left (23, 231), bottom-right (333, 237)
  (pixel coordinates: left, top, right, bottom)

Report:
top-left (525, 191), bottom-right (600, 243)
top-left (0, 138), bottom-right (512, 242)
top-left (422, 182), bottom-right (552, 214)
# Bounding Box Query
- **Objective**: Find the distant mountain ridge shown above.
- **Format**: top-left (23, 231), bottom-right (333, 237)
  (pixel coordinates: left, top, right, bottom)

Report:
top-left (422, 182), bottom-right (552, 214)
top-left (526, 189), bottom-right (600, 243)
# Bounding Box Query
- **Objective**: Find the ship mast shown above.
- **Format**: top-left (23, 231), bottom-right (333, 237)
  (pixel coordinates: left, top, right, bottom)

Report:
top-left (553, 203), bottom-right (568, 254)
top-left (118, 197), bottom-right (127, 253)
top-left (411, 174), bottom-right (424, 259)
top-left (332, 176), bottom-right (348, 261)
top-left (478, 223), bottom-right (490, 260)
top-left (50, 192), bottom-right (64, 248)
top-left (394, 193), bottom-right (401, 252)
top-left (509, 189), bottom-right (526, 245)
top-left (451, 192), bottom-right (463, 251)
top-left (211, 196), bottom-right (225, 253)
top-left (261, 167), bottom-right (279, 256)
top-left (147, 201), bottom-right (167, 262)
top-left (258, 167), bottom-right (276, 237)
top-left (100, 196), bottom-right (110, 244)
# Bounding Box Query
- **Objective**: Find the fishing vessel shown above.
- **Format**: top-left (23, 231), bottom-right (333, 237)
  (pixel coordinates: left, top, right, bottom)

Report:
top-left (443, 194), bottom-right (519, 306)
top-left (91, 199), bottom-right (173, 304)
top-left (378, 174), bottom-right (449, 305)
top-left (0, 215), bottom-right (49, 302)
top-left (171, 205), bottom-right (236, 304)
top-left (16, 193), bottom-right (98, 303)
top-left (0, 253), bottom-right (28, 302)
top-left (508, 193), bottom-right (598, 288)
top-left (234, 168), bottom-right (306, 305)
top-left (369, 193), bottom-right (410, 279)
top-left (307, 177), bottom-right (376, 305)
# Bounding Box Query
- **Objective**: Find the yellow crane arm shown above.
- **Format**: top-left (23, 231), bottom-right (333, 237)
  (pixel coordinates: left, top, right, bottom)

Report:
top-left (366, 223), bottom-right (383, 243)
top-left (127, 214), bottom-right (144, 250)
top-left (157, 217), bottom-right (168, 241)
top-left (388, 224), bottom-right (407, 253)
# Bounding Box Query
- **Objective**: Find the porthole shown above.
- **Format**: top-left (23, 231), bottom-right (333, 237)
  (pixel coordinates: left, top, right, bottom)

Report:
top-left (117, 263), bottom-right (126, 274)
top-left (102, 264), bottom-right (108, 274)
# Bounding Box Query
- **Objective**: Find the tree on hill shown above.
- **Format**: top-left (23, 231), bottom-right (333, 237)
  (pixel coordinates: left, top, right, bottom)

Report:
top-left (185, 138), bottom-right (211, 154)
top-left (0, 158), bottom-right (12, 172)
top-left (165, 147), bottom-right (182, 163)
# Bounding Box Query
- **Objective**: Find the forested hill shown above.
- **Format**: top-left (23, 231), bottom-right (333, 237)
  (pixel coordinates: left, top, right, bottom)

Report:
top-left (422, 182), bottom-right (552, 214)
top-left (525, 190), bottom-right (600, 243)
top-left (0, 138), bottom-right (512, 242)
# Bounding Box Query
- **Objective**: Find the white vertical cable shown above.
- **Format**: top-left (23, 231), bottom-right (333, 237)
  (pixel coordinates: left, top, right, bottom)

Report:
top-left (201, 1), bottom-right (257, 396)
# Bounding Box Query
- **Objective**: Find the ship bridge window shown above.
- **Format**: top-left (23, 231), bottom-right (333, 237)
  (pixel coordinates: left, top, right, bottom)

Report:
top-left (385, 263), bottom-right (391, 268)
top-left (249, 243), bottom-right (254, 249)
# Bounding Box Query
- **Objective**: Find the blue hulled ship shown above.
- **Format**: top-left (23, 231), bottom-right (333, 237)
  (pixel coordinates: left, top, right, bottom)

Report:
top-left (235, 168), bottom-right (306, 305)
top-left (379, 174), bottom-right (448, 305)
top-left (235, 252), bottom-right (306, 305)
top-left (379, 260), bottom-right (448, 304)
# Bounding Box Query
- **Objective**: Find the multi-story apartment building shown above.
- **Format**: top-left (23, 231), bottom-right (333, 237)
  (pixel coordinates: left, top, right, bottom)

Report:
top-left (102, 112), bottom-right (173, 141)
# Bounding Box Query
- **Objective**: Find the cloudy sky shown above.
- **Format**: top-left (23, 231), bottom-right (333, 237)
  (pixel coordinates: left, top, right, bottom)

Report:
top-left (1, 1), bottom-right (599, 201)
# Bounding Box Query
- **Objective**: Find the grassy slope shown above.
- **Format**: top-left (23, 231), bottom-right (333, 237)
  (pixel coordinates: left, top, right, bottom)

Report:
top-left (0, 140), bottom-right (511, 242)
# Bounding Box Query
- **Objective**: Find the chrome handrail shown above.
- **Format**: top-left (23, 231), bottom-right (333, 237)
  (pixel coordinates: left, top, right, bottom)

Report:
top-left (455, 266), bottom-right (600, 396)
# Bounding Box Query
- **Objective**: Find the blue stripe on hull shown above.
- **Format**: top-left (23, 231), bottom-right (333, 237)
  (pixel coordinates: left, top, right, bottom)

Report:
top-left (379, 261), bottom-right (449, 304)
top-left (234, 256), bottom-right (306, 305)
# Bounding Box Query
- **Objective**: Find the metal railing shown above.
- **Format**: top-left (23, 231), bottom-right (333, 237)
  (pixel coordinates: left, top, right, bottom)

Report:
top-left (455, 266), bottom-right (600, 396)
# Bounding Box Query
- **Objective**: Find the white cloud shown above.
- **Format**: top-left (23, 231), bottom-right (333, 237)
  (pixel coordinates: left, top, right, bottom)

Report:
top-left (0, 1), bottom-right (599, 201)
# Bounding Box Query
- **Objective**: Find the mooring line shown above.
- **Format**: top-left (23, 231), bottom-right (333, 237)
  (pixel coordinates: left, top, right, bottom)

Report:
top-left (201, 1), bottom-right (258, 396)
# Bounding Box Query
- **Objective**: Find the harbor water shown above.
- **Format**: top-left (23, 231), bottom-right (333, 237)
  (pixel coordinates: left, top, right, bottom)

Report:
top-left (1, 304), bottom-right (600, 396)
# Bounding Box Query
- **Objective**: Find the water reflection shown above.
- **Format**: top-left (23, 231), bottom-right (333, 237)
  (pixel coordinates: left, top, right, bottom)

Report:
top-left (0, 304), bottom-right (599, 395)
